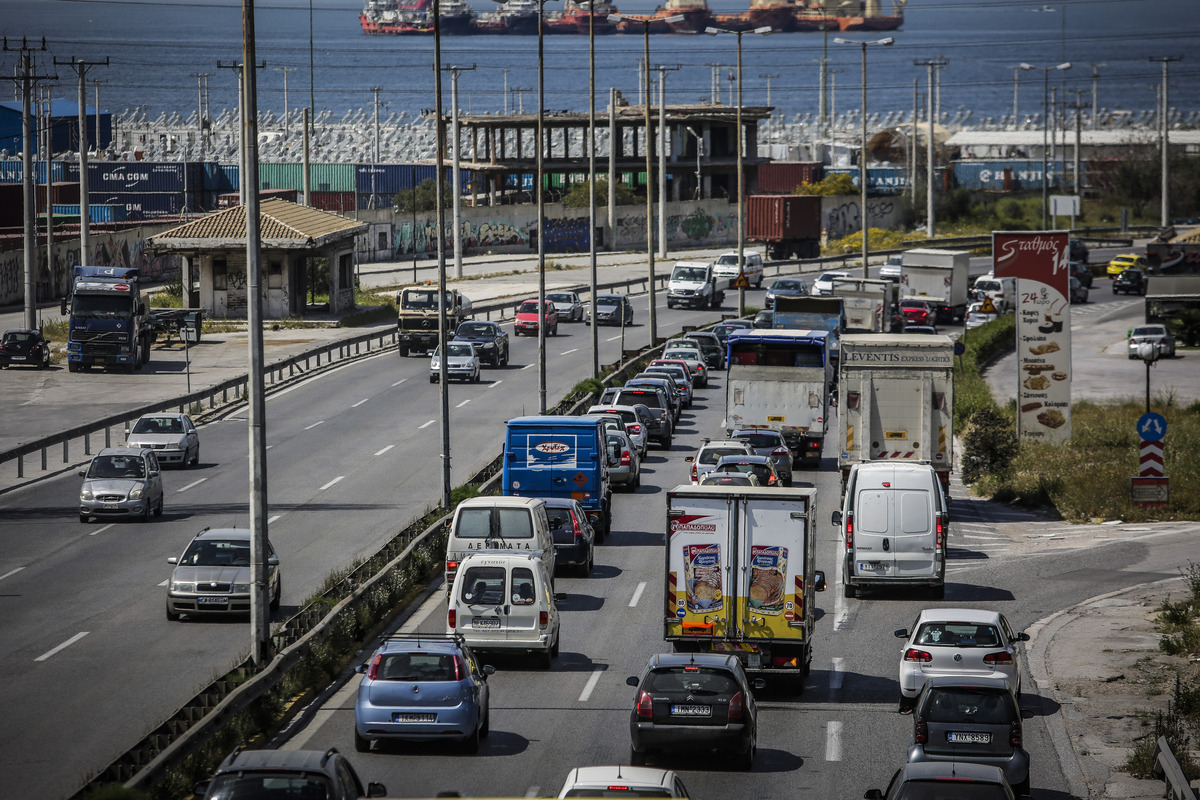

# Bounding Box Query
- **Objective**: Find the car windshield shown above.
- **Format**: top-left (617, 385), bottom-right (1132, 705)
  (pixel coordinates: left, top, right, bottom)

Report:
top-left (402, 289), bottom-right (450, 310)
top-left (915, 622), bottom-right (1002, 647)
top-left (772, 280), bottom-right (803, 291)
top-left (564, 790), bottom-right (673, 798)
top-left (457, 323), bottom-right (494, 337)
top-left (672, 266), bottom-right (708, 281)
top-left (715, 254), bottom-right (739, 265)
top-left (206, 774), bottom-right (332, 799)
top-left (925, 687), bottom-right (1012, 725)
top-left (1132, 327), bottom-right (1164, 337)
top-left (701, 475), bottom-right (753, 485)
top-left (645, 666), bottom-right (738, 695)
top-left (132, 417), bottom-right (184, 434)
top-left (717, 461), bottom-right (771, 481)
top-left (735, 433), bottom-right (782, 449)
top-left (817, 272), bottom-right (845, 282)
top-left (3, 331), bottom-right (36, 344)
top-left (374, 651), bottom-right (459, 681)
top-left (87, 454), bottom-right (146, 479)
top-left (455, 507), bottom-right (534, 539)
top-left (179, 538), bottom-right (251, 567)
top-left (662, 351), bottom-right (695, 361)
top-left (617, 391), bottom-right (662, 409)
top-left (976, 281), bottom-right (1001, 292)
top-left (518, 301), bottom-right (542, 314)
top-left (699, 447), bottom-right (747, 465)
top-left (445, 343), bottom-right (473, 358)
top-left (894, 781), bottom-right (1008, 800)
top-left (597, 296), bottom-right (622, 307)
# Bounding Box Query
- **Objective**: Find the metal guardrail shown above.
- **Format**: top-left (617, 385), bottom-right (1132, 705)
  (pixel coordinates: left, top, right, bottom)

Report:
top-left (1154, 736), bottom-right (1199, 800)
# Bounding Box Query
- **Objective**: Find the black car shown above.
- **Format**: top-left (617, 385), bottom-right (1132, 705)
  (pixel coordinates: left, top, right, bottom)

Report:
top-left (0, 328), bottom-right (51, 369)
top-left (867, 762), bottom-right (1017, 800)
top-left (764, 278), bottom-right (809, 309)
top-left (196, 747), bottom-right (387, 799)
top-left (711, 319), bottom-right (753, 346)
top-left (544, 497), bottom-right (596, 572)
top-left (682, 331), bottom-right (726, 369)
top-left (908, 677), bottom-right (1031, 796)
top-left (627, 652), bottom-right (762, 770)
top-left (1113, 269), bottom-right (1147, 296)
top-left (1069, 259), bottom-right (1093, 289)
top-left (1068, 237), bottom-right (1089, 264)
top-left (453, 320), bottom-right (510, 366)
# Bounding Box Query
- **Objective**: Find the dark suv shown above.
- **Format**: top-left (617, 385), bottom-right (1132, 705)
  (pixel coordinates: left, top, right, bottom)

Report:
top-left (626, 652), bottom-right (763, 770)
top-left (908, 677), bottom-right (1031, 795)
top-left (1113, 268), bottom-right (1147, 295)
top-left (196, 747), bottom-right (387, 799)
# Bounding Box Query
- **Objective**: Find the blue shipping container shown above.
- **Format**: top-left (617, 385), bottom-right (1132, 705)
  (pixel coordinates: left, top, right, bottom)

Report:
top-left (83, 162), bottom-right (200, 193)
top-left (355, 163), bottom-right (470, 195)
top-left (825, 166), bottom-right (908, 194)
top-left (951, 159), bottom-right (1073, 191)
top-left (0, 160), bottom-right (66, 184)
top-left (357, 193), bottom-right (395, 210)
top-left (200, 162), bottom-right (239, 193)
top-left (52, 203), bottom-right (128, 222)
top-left (89, 192), bottom-right (184, 220)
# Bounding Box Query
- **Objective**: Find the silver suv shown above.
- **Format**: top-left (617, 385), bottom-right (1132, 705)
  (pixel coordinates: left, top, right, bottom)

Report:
top-left (79, 447), bottom-right (164, 523)
top-left (685, 438), bottom-right (754, 485)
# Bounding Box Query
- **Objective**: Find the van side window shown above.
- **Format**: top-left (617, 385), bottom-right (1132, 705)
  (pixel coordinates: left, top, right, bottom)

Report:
top-left (511, 567), bottom-right (536, 604)
top-left (496, 508), bottom-right (533, 539)
top-left (457, 508), bottom-right (492, 538)
top-left (462, 566), bottom-right (505, 604)
top-left (898, 491), bottom-right (933, 534)
top-left (857, 491), bottom-right (890, 534)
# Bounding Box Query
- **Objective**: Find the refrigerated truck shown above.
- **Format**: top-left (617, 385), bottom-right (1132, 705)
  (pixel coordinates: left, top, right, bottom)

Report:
top-left (899, 248), bottom-right (971, 324)
top-left (664, 484), bottom-right (826, 690)
top-left (830, 277), bottom-right (896, 333)
top-left (836, 333), bottom-right (955, 495)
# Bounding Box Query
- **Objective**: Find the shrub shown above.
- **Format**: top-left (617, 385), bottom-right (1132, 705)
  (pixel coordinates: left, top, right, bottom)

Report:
top-left (962, 406), bottom-right (1019, 484)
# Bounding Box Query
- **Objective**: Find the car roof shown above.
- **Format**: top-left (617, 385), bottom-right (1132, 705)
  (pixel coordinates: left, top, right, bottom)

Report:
top-left (95, 446), bottom-right (154, 457)
top-left (700, 439), bottom-right (751, 449)
top-left (715, 454), bottom-right (772, 464)
top-left (645, 651), bottom-right (741, 670)
top-left (897, 761), bottom-right (1008, 783)
top-left (377, 635), bottom-right (465, 655)
top-left (564, 766), bottom-right (675, 789)
top-left (191, 527), bottom-right (253, 542)
top-left (457, 496), bottom-right (544, 509)
top-left (915, 608), bottom-right (1003, 624)
top-left (216, 747), bottom-right (345, 775)
top-left (540, 497), bottom-right (583, 509)
top-left (596, 294), bottom-right (624, 301)
top-left (922, 675), bottom-right (1015, 691)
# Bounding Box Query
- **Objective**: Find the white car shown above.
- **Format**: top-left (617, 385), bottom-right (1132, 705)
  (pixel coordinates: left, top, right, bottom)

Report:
top-left (810, 270), bottom-right (852, 296)
top-left (557, 766), bottom-right (691, 799)
top-left (712, 250), bottom-right (765, 289)
top-left (547, 290), bottom-right (585, 322)
top-left (587, 404), bottom-right (652, 457)
top-left (1128, 324), bottom-right (1176, 359)
top-left (894, 608), bottom-right (1028, 711)
top-left (429, 341), bottom-right (481, 383)
top-left (126, 413), bottom-right (200, 468)
top-left (879, 255), bottom-right (903, 282)
top-left (685, 438), bottom-right (754, 485)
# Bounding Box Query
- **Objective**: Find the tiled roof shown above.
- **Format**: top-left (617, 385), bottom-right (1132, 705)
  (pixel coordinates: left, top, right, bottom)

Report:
top-left (149, 198), bottom-right (366, 249)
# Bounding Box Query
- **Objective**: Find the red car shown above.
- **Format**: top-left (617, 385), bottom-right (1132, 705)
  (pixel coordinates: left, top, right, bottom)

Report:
top-left (899, 299), bottom-right (935, 328)
top-left (514, 298), bottom-right (559, 337)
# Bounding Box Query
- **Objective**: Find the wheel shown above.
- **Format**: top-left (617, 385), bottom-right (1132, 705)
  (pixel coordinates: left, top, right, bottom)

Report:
top-left (140, 502), bottom-right (152, 523)
top-left (501, 349), bottom-right (509, 367)
top-left (551, 630), bottom-right (561, 657)
top-left (462, 725), bottom-right (480, 754)
top-left (271, 576), bottom-right (281, 610)
top-left (1012, 779), bottom-right (1030, 797)
top-left (166, 606), bottom-right (180, 621)
top-left (68, 361), bottom-right (79, 373)
top-left (538, 646), bottom-right (553, 670)
top-left (480, 707), bottom-right (490, 738)
top-left (898, 695), bottom-right (915, 713)
top-left (430, 375), bottom-right (438, 383)
top-left (354, 730), bottom-right (371, 753)
top-left (661, 435), bottom-right (672, 449)
top-left (630, 748), bottom-right (646, 766)
top-left (80, 513), bottom-right (89, 523)
top-left (577, 551), bottom-right (592, 578)
top-left (154, 496), bottom-right (164, 518)
top-left (473, 371), bottom-right (481, 383)
top-left (399, 345), bottom-right (409, 357)
top-left (190, 446), bottom-right (200, 467)
top-left (843, 581), bottom-right (858, 598)
top-left (930, 583), bottom-right (945, 600)
top-left (551, 324), bottom-right (558, 336)
top-left (735, 737), bottom-right (755, 771)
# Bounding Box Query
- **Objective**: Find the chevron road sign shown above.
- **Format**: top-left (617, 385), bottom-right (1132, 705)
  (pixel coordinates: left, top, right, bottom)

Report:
top-left (1139, 440), bottom-right (1165, 478)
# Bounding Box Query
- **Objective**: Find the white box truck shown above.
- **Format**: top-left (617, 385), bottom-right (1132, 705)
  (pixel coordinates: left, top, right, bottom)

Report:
top-left (830, 277), bottom-right (896, 333)
top-left (836, 333), bottom-right (955, 495)
top-left (664, 484), bottom-right (826, 690)
top-left (900, 249), bottom-right (971, 323)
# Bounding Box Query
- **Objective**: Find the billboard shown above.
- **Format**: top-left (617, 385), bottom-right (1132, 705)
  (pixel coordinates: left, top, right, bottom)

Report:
top-left (993, 231), bottom-right (1072, 444)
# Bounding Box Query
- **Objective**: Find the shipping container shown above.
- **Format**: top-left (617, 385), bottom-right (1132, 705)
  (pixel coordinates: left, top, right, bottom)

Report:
top-left (216, 188), bottom-right (300, 209)
top-left (757, 161), bottom-right (823, 193)
top-left (307, 163), bottom-right (356, 193)
top-left (52, 203), bottom-right (128, 222)
top-left (90, 192), bottom-right (183, 220)
top-left (258, 162), bottom-right (304, 191)
top-left (951, 159), bottom-right (1071, 191)
top-left (200, 161), bottom-right (239, 193)
top-left (0, 160), bottom-right (67, 184)
top-left (308, 191), bottom-right (356, 213)
top-left (84, 161), bottom-right (200, 193)
top-left (825, 165), bottom-right (910, 194)
top-left (746, 195), bottom-right (824, 260)
top-left (0, 184), bottom-right (21, 227)
top-left (356, 164), bottom-right (411, 195)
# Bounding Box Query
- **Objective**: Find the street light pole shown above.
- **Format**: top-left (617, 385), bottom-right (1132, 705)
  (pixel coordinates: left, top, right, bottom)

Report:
top-left (914, 56), bottom-right (946, 239)
top-left (839, 37), bottom-right (893, 279)
top-left (1020, 62), bottom-right (1071, 229)
top-left (1150, 56), bottom-right (1182, 228)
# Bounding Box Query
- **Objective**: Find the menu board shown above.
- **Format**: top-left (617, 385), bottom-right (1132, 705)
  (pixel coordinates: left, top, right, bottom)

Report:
top-left (992, 232), bottom-right (1072, 443)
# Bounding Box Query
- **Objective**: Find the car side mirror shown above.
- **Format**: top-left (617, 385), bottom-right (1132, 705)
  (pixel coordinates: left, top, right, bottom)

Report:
top-left (268, 554), bottom-right (280, 566)
top-left (367, 783), bottom-right (388, 798)
top-left (626, 676), bottom-right (640, 687)
top-left (79, 469), bottom-right (87, 477)
top-left (813, 570), bottom-right (826, 592)
top-left (355, 663), bottom-right (367, 674)
top-left (554, 592), bottom-right (567, 601)
top-left (894, 628), bottom-right (909, 638)
top-left (193, 782), bottom-right (212, 797)
top-left (864, 791), bottom-right (883, 800)
top-left (831, 510), bottom-right (842, 526)
top-left (685, 456), bottom-right (695, 463)
top-left (1021, 708), bottom-right (1034, 719)
top-left (1018, 632), bottom-right (1030, 642)
top-left (751, 678), bottom-right (767, 691)
top-left (167, 556), bottom-right (178, 565)
top-left (483, 664), bottom-right (496, 676)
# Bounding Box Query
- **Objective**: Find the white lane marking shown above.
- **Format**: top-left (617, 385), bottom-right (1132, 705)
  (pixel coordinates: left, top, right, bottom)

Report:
top-left (88, 523), bottom-right (116, 538)
top-left (352, 399), bottom-right (368, 408)
top-left (560, 348), bottom-right (579, 355)
top-left (374, 445), bottom-right (395, 456)
top-left (959, 534), bottom-right (1007, 540)
top-left (268, 515), bottom-right (281, 524)
top-left (525, 789), bottom-right (540, 798)
top-left (629, 581), bottom-right (647, 608)
top-left (521, 364), bottom-right (535, 371)
top-left (158, 579), bottom-right (168, 586)
top-left (487, 380), bottom-right (503, 390)
top-left (35, 631), bottom-right (89, 662)
top-left (419, 419), bottom-right (436, 429)
top-left (578, 669), bottom-right (603, 702)
top-left (176, 477), bottom-right (208, 493)
top-left (825, 721), bottom-right (843, 761)
top-left (456, 399), bottom-right (471, 408)
top-left (829, 657), bottom-right (844, 690)
top-left (0, 567), bottom-right (25, 582)
top-left (391, 378), bottom-right (408, 387)
top-left (318, 476), bottom-right (344, 492)
top-left (266, 445), bottom-right (273, 450)
top-left (606, 335), bottom-right (622, 342)
top-left (304, 420), bottom-right (324, 430)
top-left (833, 577), bottom-right (850, 631)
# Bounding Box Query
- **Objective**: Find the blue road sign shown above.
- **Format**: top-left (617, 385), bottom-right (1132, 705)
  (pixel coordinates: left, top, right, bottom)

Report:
top-left (953, 341), bottom-right (966, 356)
top-left (1137, 412), bottom-right (1166, 442)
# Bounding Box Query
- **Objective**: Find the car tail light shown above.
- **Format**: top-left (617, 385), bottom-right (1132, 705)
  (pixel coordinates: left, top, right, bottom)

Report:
top-left (607, 787), bottom-right (631, 793)
top-left (808, 439), bottom-right (821, 449)
top-left (1010, 719), bottom-right (1023, 747)
top-left (935, 515), bottom-right (944, 549)
top-left (539, 610), bottom-right (549, 627)
top-left (845, 513), bottom-right (854, 548)
top-left (904, 648), bottom-right (933, 663)
top-left (573, 515), bottom-right (584, 543)
top-left (621, 449), bottom-right (631, 466)
top-left (691, 463), bottom-right (698, 481)
top-left (728, 690), bottom-right (745, 720)
top-left (366, 653), bottom-right (384, 680)
top-left (983, 651), bottom-right (1014, 665)
top-left (453, 655), bottom-right (466, 680)
top-left (448, 608), bottom-right (457, 629)
top-left (629, 423), bottom-right (642, 435)
top-left (772, 446), bottom-right (789, 457)
top-left (636, 690), bottom-right (654, 719)
top-left (914, 716), bottom-right (927, 744)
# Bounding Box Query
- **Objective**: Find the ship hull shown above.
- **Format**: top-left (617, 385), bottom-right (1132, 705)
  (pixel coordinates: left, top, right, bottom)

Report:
top-left (838, 13), bottom-right (902, 30)
top-left (747, 6), bottom-right (795, 32)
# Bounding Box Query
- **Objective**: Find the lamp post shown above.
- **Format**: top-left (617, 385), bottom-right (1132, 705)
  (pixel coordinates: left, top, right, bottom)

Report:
top-left (686, 126), bottom-right (703, 200)
top-left (914, 56), bottom-right (946, 239)
top-left (837, 36), bottom-right (893, 279)
top-left (1020, 62), bottom-right (1071, 229)
top-left (610, 13), bottom-right (683, 347)
top-left (1138, 341), bottom-right (1161, 413)
top-left (1150, 56), bottom-right (1182, 228)
top-left (707, 25), bottom-right (772, 317)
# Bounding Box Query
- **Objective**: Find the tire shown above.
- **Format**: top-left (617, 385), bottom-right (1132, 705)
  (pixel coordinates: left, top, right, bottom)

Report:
top-left (462, 725), bottom-right (480, 754)
top-left (500, 349), bottom-right (509, 367)
top-left (930, 583), bottom-right (945, 600)
top-left (551, 631), bottom-right (561, 657)
top-left (735, 737), bottom-right (755, 771)
top-left (538, 646), bottom-right (553, 670)
top-left (190, 446), bottom-right (200, 467)
top-left (80, 513), bottom-right (89, 523)
top-left (399, 345), bottom-right (409, 357)
top-left (354, 730), bottom-right (371, 753)
top-left (843, 581), bottom-right (858, 598)
top-left (551, 324), bottom-right (558, 337)
top-left (630, 748), bottom-right (646, 766)
top-left (271, 576), bottom-right (281, 610)
top-left (68, 361), bottom-right (79, 373)
top-left (154, 496), bottom-right (164, 518)
top-left (140, 502), bottom-right (152, 523)
top-left (166, 606), bottom-right (180, 621)
top-left (1012, 780), bottom-right (1030, 797)
top-left (430, 375), bottom-right (438, 384)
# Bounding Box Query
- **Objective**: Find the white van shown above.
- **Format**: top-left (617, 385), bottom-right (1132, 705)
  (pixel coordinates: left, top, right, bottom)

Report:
top-left (972, 274), bottom-right (1017, 314)
top-left (832, 462), bottom-right (947, 599)
top-left (445, 497), bottom-right (554, 590)
top-left (712, 250), bottom-right (765, 289)
top-left (447, 551), bottom-right (564, 668)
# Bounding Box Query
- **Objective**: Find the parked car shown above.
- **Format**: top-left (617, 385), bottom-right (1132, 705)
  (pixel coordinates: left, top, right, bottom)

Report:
top-left (125, 413), bottom-right (201, 468)
top-left (353, 633), bottom-right (494, 753)
top-left (711, 319), bottom-right (753, 345)
top-left (866, 762), bottom-right (1016, 800)
top-left (454, 320), bottom-right (510, 367)
top-left (515, 298), bottom-right (559, 336)
top-left (764, 278), bottom-right (809, 309)
top-left (544, 497), bottom-right (597, 573)
top-left (0, 328), bottom-right (51, 369)
top-left (195, 747), bottom-right (386, 800)
top-left (1069, 276), bottom-right (1089, 304)
top-left (588, 294), bottom-right (635, 326)
top-left (907, 676), bottom-right (1031, 796)
top-left (166, 527), bottom-right (280, 620)
top-left (1128, 324), bottom-right (1177, 359)
top-left (712, 454), bottom-right (783, 487)
top-left (682, 330), bottom-right (726, 369)
top-left (626, 652), bottom-right (762, 770)
top-left (810, 270), bottom-right (852, 296)
top-left (557, 766), bottom-right (692, 799)
top-left (79, 446), bottom-right (164, 523)
top-left (1107, 253), bottom-right (1147, 278)
top-left (430, 341), bottom-right (482, 383)
top-left (730, 428), bottom-right (793, 485)
top-left (894, 608), bottom-right (1028, 711)
top-left (685, 438), bottom-right (754, 484)
top-left (1112, 268), bottom-right (1147, 295)
top-left (606, 430), bottom-right (642, 493)
top-left (879, 255), bottom-right (904, 282)
top-left (546, 290), bottom-right (585, 322)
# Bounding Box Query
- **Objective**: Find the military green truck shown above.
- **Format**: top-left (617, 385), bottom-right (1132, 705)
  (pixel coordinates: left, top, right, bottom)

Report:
top-left (397, 287), bottom-right (473, 356)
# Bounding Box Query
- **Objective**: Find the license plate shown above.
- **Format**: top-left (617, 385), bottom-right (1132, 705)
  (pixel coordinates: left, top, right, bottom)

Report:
top-left (10, 355), bottom-right (24, 360)
top-left (197, 596), bottom-right (229, 606)
top-left (947, 731), bottom-right (992, 744)
top-left (472, 617), bottom-right (500, 629)
top-left (858, 561), bottom-right (885, 571)
top-left (104, 503), bottom-right (118, 509)
top-left (392, 712), bottom-right (436, 723)
top-left (671, 704), bottom-right (712, 717)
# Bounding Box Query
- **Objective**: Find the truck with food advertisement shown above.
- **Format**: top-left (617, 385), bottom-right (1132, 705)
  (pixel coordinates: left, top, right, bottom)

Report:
top-left (900, 248), bottom-right (971, 323)
top-left (664, 484), bottom-right (826, 689)
top-left (836, 333), bottom-right (955, 495)
top-left (830, 276), bottom-right (897, 333)
top-left (725, 329), bottom-right (831, 467)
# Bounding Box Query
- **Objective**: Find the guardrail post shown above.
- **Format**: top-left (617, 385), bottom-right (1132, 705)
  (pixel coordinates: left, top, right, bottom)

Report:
top-left (17, 454), bottom-right (24, 478)
top-left (84, 433), bottom-right (91, 456)
top-left (41, 447), bottom-right (47, 472)
top-left (62, 441), bottom-right (68, 465)
top-left (106, 425), bottom-right (112, 448)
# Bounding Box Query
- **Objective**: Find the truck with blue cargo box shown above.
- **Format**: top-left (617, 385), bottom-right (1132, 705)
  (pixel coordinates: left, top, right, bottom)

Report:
top-left (503, 416), bottom-right (613, 538)
top-left (771, 295), bottom-right (843, 367)
top-left (664, 484), bottom-right (825, 690)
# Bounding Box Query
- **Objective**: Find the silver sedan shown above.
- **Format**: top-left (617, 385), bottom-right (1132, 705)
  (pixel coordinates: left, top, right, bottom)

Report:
top-left (547, 291), bottom-right (585, 322)
top-left (125, 413), bottom-right (200, 468)
top-left (606, 430), bottom-right (641, 491)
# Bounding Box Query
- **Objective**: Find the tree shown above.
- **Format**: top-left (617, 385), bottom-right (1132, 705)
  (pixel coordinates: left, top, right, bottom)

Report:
top-left (794, 172), bottom-right (857, 197)
top-left (561, 177), bottom-right (637, 209)
top-left (393, 179), bottom-right (451, 213)
top-left (1108, 158), bottom-right (1158, 219)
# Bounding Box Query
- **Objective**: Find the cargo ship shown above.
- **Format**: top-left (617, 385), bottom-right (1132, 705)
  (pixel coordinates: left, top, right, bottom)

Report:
top-left (611, 0), bottom-right (714, 35)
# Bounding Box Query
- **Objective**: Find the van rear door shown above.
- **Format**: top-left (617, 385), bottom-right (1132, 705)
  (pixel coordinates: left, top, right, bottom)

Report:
top-left (853, 485), bottom-right (937, 579)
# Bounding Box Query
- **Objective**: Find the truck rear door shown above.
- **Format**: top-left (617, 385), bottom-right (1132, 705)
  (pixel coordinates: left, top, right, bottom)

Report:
top-left (737, 495), bottom-right (810, 642)
top-left (666, 494), bottom-right (732, 641)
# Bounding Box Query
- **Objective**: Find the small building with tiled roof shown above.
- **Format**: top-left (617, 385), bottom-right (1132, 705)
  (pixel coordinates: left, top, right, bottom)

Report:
top-left (147, 198), bottom-right (367, 318)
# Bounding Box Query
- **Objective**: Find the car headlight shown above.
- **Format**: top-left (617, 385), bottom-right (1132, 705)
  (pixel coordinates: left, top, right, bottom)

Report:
top-left (81, 488), bottom-right (94, 501)
top-left (232, 582), bottom-right (251, 593)
top-left (128, 487), bottom-right (144, 500)
top-left (170, 581), bottom-right (195, 593)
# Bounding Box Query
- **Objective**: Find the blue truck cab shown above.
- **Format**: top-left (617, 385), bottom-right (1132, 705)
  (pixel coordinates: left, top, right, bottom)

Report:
top-left (61, 265), bottom-right (151, 372)
top-left (503, 416), bottom-right (613, 538)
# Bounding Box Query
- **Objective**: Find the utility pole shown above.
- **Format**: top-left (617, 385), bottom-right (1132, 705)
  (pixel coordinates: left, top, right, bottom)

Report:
top-left (1012, 66), bottom-right (1020, 126)
top-left (502, 68), bottom-right (509, 114)
top-left (218, 59), bottom-right (266, 205)
top-left (707, 63), bottom-right (722, 103)
top-left (442, 64), bottom-right (476, 279)
top-left (196, 72), bottom-right (209, 156)
top-left (911, 80), bottom-right (918, 200)
top-left (55, 56), bottom-right (108, 266)
top-left (3, 36), bottom-right (54, 329)
top-left (276, 65), bottom-right (294, 137)
top-left (653, 65), bottom-right (680, 259)
top-left (914, 57), bottom-right (947, 239)
top-left (1089, 63), bottom-right (1104, 130)
top-left (1066, 92), bottom-right (1086, 196)
top-left (371, 85), bottom-right (382, 163)
top-left (40, 87), bottom-right (54, 303)
top-left (1150, 56), bottom-right (1182, 228)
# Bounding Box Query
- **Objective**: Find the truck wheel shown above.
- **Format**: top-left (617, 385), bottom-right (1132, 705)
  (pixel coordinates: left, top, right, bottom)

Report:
top-left (399, 345), bottom-right (409, 357)
top-left (68, 362), bottom-right (79, 373)
top-left (843, 582), bottom-right (857, 598)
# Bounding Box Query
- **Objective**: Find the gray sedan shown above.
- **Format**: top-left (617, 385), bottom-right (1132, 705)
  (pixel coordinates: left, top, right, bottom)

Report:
top-left (606, 430), bottom-right (641, 491)
top-left (547, 291), bottom-right (585, 322)
top-left (166, 528), bottom-right (281, 620)
top-left (126, 413), bottom-right (200, 468)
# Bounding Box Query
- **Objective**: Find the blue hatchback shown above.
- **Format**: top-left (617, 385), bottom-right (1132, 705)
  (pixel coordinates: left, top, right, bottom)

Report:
top-left (354, 633), bottom-right (494, 753)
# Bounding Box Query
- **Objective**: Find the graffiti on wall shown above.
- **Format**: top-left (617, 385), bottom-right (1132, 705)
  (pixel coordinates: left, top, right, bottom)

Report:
top-left (824, 199), bottom-right (897, 240)
top-left (612, 208), bottom-right (739, 249)
top-left (391, 218), bottom-right (533, 258)
top-left (543, 217), bottom-right (589, 253)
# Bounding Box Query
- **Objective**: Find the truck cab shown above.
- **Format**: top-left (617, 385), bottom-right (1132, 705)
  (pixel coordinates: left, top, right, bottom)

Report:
top-left (397, 287), bottom-right (473, 356)
top-left (62, 266), bottom-right (151, 373)
top-left (667, 262), bottom-right (725, 310)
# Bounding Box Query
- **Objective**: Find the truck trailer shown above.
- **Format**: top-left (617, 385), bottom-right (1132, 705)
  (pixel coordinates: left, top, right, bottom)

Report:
top-left (830, 277), bottom-right (897, 333)
top-left (745, 195), bottom-right (823, 261)
top-left (900, 248), bottom-right (971, 323)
